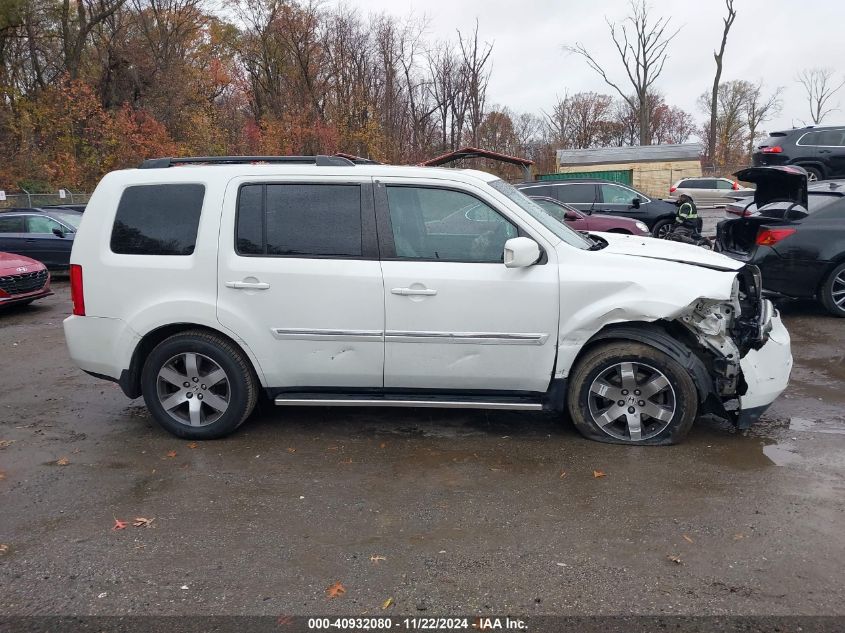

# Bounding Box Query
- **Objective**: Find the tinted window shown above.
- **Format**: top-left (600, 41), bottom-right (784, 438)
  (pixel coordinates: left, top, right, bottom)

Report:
top-left (552, 183), bottom-right (596, 203)
top-left (817, 130), bottom-right (845, 146)
top-left (518, 185), bottom-right (553, 197)
top-left (26, 216), bottom-right (62, 233)
top-left (386, 186), bottom-right (517, 262)
top-left (680, 180), bottom-right (703, 188)
top-left (111, 184), bottom-right (205, 255)
top-left (0, 216), bottom-right (25, 233)
top-left (236, 184), bottom-right (362, 257)
top-left (798, 132), bottom-right (822, 146)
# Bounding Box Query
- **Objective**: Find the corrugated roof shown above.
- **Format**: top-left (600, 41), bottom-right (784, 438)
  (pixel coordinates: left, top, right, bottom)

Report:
top-left (556, 143), bottom-right (702, 166)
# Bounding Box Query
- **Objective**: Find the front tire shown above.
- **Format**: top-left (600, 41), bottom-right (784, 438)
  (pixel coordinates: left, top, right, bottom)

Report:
top-left (820, 262), bottom-right (845, 317)
top-left (567, 342), bottom-right (698, 445)
top-left (141, 330), bottom-right (258, 439)
top-left (652, 218), bottom-right (673, 239)
top-left (804, 166), bottom-right (823, 181)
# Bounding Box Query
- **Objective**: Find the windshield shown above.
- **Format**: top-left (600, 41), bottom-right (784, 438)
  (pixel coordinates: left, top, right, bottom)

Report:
top-left (47, 210), bottom-right (82, 230)
top-left (488, 180), bottom-right (592, 250)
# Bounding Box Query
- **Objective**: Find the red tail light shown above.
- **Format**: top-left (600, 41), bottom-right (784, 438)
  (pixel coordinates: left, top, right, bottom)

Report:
top-left (669, 186), bottom-right (677, 193)
top-left (70, 264), bottom-right (85, 316)
top-left (732, 181), bottom-right (740, 190)
top-left (756, 228), bottom-right (796, 246)
top-left (761, 146), bottom-right (783, 154)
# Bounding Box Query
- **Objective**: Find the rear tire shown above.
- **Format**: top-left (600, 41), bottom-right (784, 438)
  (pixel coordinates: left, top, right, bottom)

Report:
top-left (567, 342), bottom-right (698, 445)
top-left (652, 218), bottom-right (673, 239)
top-left (820, 262), bottom-right (845, 317)
top-left (141, 330), bottom-right (258, 439)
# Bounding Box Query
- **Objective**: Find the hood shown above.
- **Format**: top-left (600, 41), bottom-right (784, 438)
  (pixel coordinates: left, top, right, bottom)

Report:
top-left (590, 232), bottom-right (744, 271)
top-left (734, 166), bottom-right (808, 209)
top-left (0, 252), bottom-right (45, 275)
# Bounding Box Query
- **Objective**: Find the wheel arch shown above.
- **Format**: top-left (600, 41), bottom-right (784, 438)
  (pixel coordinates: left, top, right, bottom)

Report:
top-left (119, 323), bottom-right (267, 399)
top-left (572, 321), bottom-right (716, 404)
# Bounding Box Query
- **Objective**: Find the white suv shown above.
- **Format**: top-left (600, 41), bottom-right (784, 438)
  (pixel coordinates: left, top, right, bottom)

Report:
top-left (63, 155), bottom-right (792, 445)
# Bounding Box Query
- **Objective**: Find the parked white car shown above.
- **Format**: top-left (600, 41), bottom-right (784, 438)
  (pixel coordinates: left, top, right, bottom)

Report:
top-left (63, 156), bottom-right (792, 445)
top-left (669, 177), bottom-right (754, 207)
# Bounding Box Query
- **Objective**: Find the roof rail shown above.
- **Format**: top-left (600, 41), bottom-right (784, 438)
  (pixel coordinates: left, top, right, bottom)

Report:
top-left (138, 155), bottom-right (357, 169)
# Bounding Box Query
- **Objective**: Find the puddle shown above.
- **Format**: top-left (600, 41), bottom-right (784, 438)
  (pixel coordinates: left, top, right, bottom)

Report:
top-left (789, 416), bottom-right (845, 435)
top-left (762, 442), bottom-right (803, 466)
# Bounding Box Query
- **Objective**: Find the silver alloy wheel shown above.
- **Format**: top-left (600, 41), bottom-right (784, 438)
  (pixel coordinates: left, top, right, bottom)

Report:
top-left (832, 271), bottom-right (845, 310)
top-left (587, 361), bottom-right (676, 441)
top-left (156, 352), bottom-right (230, 427)
top-left (656, 223), bottom-right (673, 238)
top-left (807, 171), bottom-right (819, 182)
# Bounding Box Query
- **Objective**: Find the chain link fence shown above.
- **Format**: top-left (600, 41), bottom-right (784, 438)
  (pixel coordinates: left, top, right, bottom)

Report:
top-left (0, 190), bottom-right (90, 210)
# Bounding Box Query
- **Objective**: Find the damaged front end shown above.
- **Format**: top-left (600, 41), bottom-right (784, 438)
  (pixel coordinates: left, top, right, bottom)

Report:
top-left (678, 264), bottom-right (780, 426)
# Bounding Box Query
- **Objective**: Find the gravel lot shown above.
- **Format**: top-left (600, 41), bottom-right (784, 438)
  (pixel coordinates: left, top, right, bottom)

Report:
top-left (1, 281), bottom-right (843, 618)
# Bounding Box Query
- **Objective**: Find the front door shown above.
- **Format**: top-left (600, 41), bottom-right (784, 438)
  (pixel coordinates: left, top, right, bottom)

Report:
top-left (376, 180), bottom-right (559, 393)
top-left (216, 177), bottom-right (385, 389)
top-left (597, 183), bottom-right (649, 220)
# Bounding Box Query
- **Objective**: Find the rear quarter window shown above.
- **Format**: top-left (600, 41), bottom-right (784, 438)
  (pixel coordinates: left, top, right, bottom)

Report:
top-left (110, 184), bottom-right (205, 255)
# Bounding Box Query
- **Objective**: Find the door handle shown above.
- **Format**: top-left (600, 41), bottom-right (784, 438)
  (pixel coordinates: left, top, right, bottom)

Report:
top-left (225, 280), bottom-right (270, 290)
top-left (391, 287), bottom-right (437, 296)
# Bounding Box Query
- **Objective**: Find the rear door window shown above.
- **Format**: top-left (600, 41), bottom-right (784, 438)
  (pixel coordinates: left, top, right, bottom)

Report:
top-left (553, 183), bottom-right (597, 203)
top-left (0, 216), bottom-right (25, 233)
top-left (681, 180), bottom-right (703, 189)
top-left (235, 183), bottom-right (363, 258)
top-left (111, 184), bottom-right (205, 255)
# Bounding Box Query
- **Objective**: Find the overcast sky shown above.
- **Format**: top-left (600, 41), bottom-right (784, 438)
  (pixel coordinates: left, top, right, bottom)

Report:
top-left (326, 0), bottom-right (845, 139)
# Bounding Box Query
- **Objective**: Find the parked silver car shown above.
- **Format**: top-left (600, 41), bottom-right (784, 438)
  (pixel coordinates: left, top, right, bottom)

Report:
top-left (669, 177), bottom-right (754, 207)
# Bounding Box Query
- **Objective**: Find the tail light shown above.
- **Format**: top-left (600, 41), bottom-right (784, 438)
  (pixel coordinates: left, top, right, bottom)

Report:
top-left (70, 264), bottom-right (85, 316)
top-left (732, 181), bottom-right (740, 190)
top-left (669, 186), bottom-right (677, 193)
top-left (756, 228), bottom-right (796, 246)
top-left (761, 146), bottom-right (783, 154)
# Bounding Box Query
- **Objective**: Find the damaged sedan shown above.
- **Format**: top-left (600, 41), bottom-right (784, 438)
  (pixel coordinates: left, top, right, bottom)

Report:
top-left (64, 158), bottom-right (791, 444)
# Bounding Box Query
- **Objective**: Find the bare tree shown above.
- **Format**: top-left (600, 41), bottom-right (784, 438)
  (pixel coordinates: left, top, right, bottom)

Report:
top-left (61, 0), bottom-right (127, 79)
top-left (796, 67), bottom-right (845, 125)
top-left (745, 81), bottom-right (782, 157)
top-left (708, 0), bottom-right (736, 166)
top-left (457, 20), bottom-right (492, 147)
top-left (566, 0), bottom-right (679, 146)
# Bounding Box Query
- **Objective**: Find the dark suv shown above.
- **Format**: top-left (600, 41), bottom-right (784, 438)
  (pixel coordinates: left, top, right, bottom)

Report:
top-left (753, 126), bottom-right (845, 181)
top-left (515, 179), bottom-right (678, 237)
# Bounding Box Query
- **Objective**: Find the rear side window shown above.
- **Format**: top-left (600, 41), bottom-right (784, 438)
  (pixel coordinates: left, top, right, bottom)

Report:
top-left (236, 183), bottom-right (362, 258)
top-left (553, 183), bottom-right (596, 203)
top-left (111, 184), bottom-right (205, 255)
top-left (0, 216), bottom-right (25, 233)
top-left (798, 131), bottom-right (822, 146)
top-left (680, 180), bottom-right (703, 188)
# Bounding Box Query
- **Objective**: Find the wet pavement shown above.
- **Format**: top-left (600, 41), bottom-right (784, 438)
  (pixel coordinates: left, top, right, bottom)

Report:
top-left (1, 282), bottom-right (844, 617)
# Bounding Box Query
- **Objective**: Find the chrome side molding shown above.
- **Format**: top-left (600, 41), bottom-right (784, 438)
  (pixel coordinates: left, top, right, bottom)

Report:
top-left (270, 328), bottom-right (383, 342)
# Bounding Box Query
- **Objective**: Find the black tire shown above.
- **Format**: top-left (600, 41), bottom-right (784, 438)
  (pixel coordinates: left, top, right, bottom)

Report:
top-left (820, 262), bottom-right (845, 317)
top-left (651, 218), bottom-right (673, 239)
top-left (141, 330), bottom-right (258, 439)
top-left (567, 342), bottom-right (698, 445)
top-left (803, 166), bottom-right (823, 181)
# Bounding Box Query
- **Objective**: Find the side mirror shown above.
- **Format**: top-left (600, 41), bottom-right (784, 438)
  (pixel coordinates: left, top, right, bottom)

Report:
top-left (52, 227), bottom-right (65, 238)
top-left (631, 197), bottom-right (641, 209)
top-left (503, 237), bottom-right (540, 268)
top-left (564, 210), bottom-right (580, 221)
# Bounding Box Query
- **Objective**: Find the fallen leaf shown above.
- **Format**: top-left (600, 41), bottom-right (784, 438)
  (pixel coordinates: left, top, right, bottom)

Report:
top-left (0, 544), bottom-right (8, 555)
top-left (593, 470), bottom-right (606, 478)
top-left (0, 470), bottom-right (6, 480)
top-left (370, 555), bottom-right (386, 564)
top-left (287, 447), bottom-right (297, 453)
top-left (379, 442), bottom-right (387, 449)
top-left (667, 554), bottom-right (683, 564)
top-left (734, 533), bottom-right (745, 540)
top-left (112, 518), bottom-right (128, 531)
top-left (340, 458), bottom-right (353, 464)
top-left (187, 442), bottom-right (198, 449)
top-left (382, 597), bottom-right (394, 610)
top-left (165, 450), bottom-right (177, 458)
top-left (682, 534), bottom-right (694, 544)
top-left (133, 517), bottom-right (155, 528)
top-left (326, 582), bottom-right (346, 598)
top-left (0, 439), bottom-right (15, 449)
top-left (326, 446), bottom-right (339, 451)
top-left (559, 470), bottom-right (567, 479)
top-left (56, 457), bottom-right (70, 466)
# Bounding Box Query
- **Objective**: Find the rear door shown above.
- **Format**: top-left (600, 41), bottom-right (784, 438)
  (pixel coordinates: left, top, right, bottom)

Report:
top-left (216, 176), bottom-right (385, 389)
top-left (376, 178), bottom-right (559, 392)
top-left (0, 215), bottom-right (27, 257)
top-left (550, 182), bottom-right (598, 213)
top-left (816, 129), bottom-right (845, 178)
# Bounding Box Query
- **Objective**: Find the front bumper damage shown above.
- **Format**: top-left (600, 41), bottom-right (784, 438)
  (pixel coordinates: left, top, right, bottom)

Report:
top-left (679, 265), bottom-right (792, 428)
